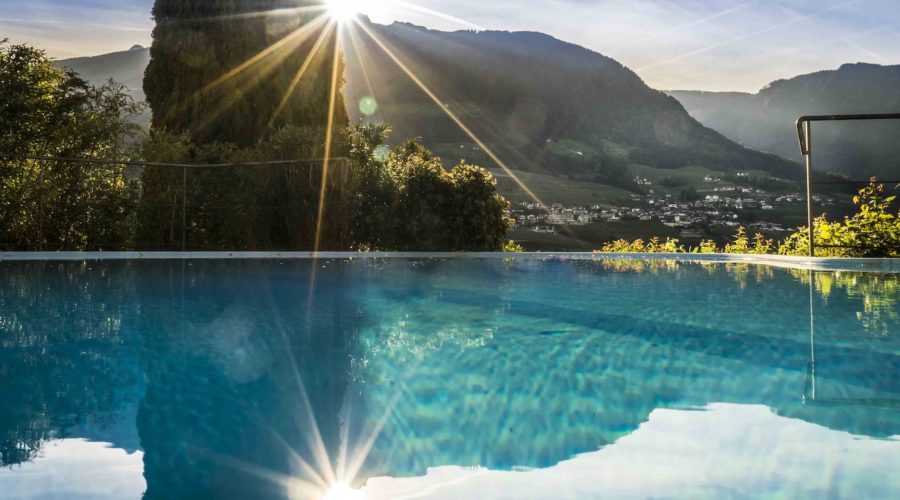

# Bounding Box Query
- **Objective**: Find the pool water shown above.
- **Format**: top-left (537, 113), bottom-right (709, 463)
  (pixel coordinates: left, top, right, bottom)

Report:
top-left (0, 258), bottom-right (898, 499)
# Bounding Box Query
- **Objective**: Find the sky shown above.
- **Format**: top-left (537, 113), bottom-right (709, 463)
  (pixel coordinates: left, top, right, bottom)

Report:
top-left (2, 0), bottom-right (899, 92)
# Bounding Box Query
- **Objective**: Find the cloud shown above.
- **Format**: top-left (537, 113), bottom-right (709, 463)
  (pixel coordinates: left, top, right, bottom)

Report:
top-left (361, 404), bottom-right (900, 499)
top-left (0, 0), bottom-right (153, 57)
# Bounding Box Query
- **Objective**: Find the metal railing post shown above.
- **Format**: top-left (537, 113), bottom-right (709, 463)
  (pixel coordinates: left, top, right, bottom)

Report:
top-left (802, 121), bottom-right (815, 257)
top-left (182, 166), bottom-right (187, 252)
top-left (796, 113), bottom-right (900, 258)
top-left (37, 160), bottom-right (45, 252)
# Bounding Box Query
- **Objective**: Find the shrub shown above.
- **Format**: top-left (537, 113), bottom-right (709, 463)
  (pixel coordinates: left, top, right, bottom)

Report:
top-left (695, 240), bottom-right (719, 254)
top-left (598, 239), bottom-right (646, 253)
top-left (722, 227), bottom-right (772, 255)
top-left (346, 124), bottom-right (511, 251)
top-left (0, 41), bottom-right (142, 250)
top-left (779, 179), bottom-right (899, 257)
top-left (597, 237), bottom-right (683, 253)
top-left (597, 180), bottom-right (898, 258)
top-left (502, 240), bottom-right (525, 253)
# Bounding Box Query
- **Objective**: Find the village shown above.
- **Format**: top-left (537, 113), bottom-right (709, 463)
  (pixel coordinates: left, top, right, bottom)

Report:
top-left (510, 175), bottom-right (836, 236)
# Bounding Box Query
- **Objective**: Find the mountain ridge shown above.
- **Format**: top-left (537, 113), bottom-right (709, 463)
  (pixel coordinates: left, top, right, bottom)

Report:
top-left (54, 23), bottom-right (805, 185)
top-left (57, 46), bottom-right (150, 101)
top-left (670, 63), bottom-right (900, 179)
top-left (344, 20), bottom-right (801, 183)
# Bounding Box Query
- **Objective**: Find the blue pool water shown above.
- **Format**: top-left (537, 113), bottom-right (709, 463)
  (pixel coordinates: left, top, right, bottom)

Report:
top-left (0, 258), bottom-right (898, 499)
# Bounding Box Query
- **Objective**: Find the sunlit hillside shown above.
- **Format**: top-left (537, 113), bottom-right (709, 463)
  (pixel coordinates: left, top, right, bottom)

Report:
top-left (342, 20), bottom-right (800, 182)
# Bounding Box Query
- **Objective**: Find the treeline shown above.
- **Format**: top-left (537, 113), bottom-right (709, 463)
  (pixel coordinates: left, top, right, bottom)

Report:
top-left (0, 42), bottom-right (142, 250)
top-left (0, 19), bottom-right (509, 251)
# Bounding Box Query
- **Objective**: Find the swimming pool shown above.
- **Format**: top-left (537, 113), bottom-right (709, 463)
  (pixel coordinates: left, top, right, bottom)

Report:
top-left (0, 257), bottom-right (898, 499)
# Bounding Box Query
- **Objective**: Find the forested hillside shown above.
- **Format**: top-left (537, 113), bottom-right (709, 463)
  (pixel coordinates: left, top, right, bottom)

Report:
top-left (343, 21), bottom-right (801, 183)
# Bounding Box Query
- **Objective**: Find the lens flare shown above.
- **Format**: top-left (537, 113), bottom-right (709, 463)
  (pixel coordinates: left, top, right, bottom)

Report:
top-left (358, 96), bottom-right (378, 116)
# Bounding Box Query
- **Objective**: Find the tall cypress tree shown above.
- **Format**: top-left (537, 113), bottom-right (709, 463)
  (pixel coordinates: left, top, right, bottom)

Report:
top-left (144, 0), bottom-right (348, 146)
top-left (140, 1), bottom-right (352, 251)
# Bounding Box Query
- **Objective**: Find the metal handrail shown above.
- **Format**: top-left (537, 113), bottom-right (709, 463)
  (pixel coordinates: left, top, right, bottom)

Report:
top-left (795, 113), bottom-right (900, 257)
top-left (0, 154), bottom-right (348, 168)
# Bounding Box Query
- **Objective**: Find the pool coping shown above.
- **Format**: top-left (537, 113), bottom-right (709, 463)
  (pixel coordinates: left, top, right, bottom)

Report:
top-left (1, 252), bottom-right (898, 273)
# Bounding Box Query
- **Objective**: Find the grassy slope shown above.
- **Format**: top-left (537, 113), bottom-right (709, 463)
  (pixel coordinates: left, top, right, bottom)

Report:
top-left (510, 222), bottom-right (680, 252)
top-left (492, 169), bottom-right (633, 206)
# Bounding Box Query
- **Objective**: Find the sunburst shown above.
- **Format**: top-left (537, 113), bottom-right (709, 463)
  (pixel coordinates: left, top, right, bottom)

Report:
top-left (324, 0), bottom-right (368, 22)
top-left (176, 3), bottom-right (554, 494)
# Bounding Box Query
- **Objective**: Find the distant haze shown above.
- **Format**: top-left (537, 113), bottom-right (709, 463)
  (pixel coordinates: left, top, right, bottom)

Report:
top-left (4, 0), bottom-right (900, 92)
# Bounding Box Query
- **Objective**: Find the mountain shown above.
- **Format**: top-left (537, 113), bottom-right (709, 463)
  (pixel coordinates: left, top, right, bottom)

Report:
top-left (343, 21), bottom-right (800, 183)
top-left (57, 46), bottom-right (151, 128)
top-left (49, 26), bottom-right (801, 184)
top-left (57, 45), bottom-right (150, 102)
top-left (670, 63), bottom-right (900, 179)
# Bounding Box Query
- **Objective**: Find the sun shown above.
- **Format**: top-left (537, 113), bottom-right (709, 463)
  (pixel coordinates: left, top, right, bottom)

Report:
top-left (319, 481), bottom-right (366, 500)
top-left (324, 0), bottom-right (366, 22)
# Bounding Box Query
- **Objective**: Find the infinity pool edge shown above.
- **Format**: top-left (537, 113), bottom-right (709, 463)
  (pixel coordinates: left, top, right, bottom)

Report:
top-left (2, 251), bottom-right (898, 273)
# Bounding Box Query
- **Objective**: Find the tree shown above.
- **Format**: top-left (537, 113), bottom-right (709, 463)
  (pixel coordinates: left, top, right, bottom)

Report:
top-left (680, 186), bottom-right (700, 202)
top-left (446, 163), bottom-right (511, 251)
top-left (140, 2), bottom-right (352, 250)
top-left (345, 122), bottom-right (395, 249)
top-left (0, 41), bottom-right (141, 250)
top-left (591, 154), bottom-right (628, 187)
top-left (346, 124), bottom-right (511, 251)
top-left (144, 0), bottom-right (348, 146)
top-left (137, 126), bottom-right (354, 251)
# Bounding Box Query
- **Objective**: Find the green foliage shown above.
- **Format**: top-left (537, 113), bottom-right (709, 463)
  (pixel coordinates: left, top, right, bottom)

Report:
top-left (777, 216), bottom-right (850, 258)
top-left (346, 124), bottom-right (511, 251)
top-left (145, 0), bottom-right (348, 146)
top-left (591, 154), bottom-right (629, 188)
top-left (597, 239), bottom-right (647, 253)
top-left (779, 179), bottom-right (899, 257)
top-left (0, 41), bottom-right (142, 250)
top-left (446, 163), bottom-right (512, 251)
top-left (138, 1), bottom-right (354, 249)
top-left (137, 126), bottom-right (353, 250)
top-left (845, 180), bottom-right (899, 256)
top-left (696, 240), bottom-right (719, 254)
top-left (722, 227), bottom-right (772, 255)
top-left (136, 124), bottom-right (510, 251)
top-left (344, 122), bottom-right (394, 250)
top-left (502, 240), bottom-right (525, 253)
top-left (597, 237), bottom-right (684, 253)
top-left (649, 237), bottom-right (685, 253)
top-left (597, 180), bottom-right (898, 257)
top-left (599, 227), bottom-right (787, 255)
top-left (680, 186), bottom-right (701, 202)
